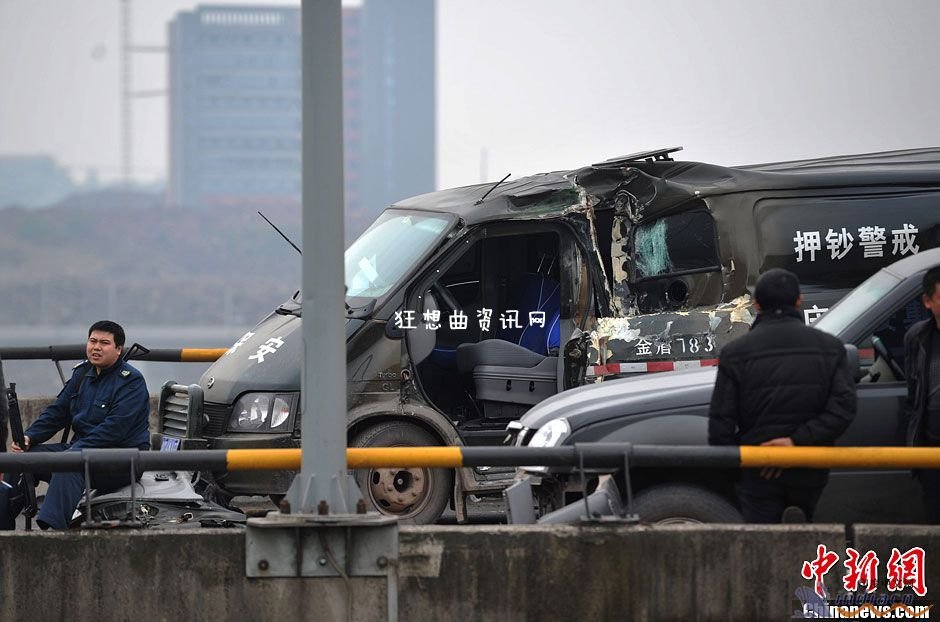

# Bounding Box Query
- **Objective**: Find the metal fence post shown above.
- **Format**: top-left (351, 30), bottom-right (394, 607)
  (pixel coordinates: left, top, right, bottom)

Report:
top-left (284, 0), bottom-right (357, 517)
top-left (245, 3), bottom-right (398, 620)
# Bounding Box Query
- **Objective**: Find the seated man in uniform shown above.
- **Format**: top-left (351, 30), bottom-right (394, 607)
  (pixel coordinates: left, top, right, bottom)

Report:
top-left (2, 320), bottom-right (150, 530)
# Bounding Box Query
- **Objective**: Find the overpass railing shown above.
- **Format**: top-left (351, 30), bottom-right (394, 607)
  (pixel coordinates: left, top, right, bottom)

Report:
top-left (2, 444), bottom-right (940, 474)
top-left (0, 344), bottom-right (225, 384)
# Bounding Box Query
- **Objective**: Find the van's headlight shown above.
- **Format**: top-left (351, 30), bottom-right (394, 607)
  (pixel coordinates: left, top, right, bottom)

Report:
top-left (228, 393), bottom-right (297, 433)
top-left (527, 418), bottom-right (570, 449)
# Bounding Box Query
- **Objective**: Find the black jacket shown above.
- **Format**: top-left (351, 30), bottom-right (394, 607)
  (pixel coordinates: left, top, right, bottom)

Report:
top-left (904, 318), bottom-right (938, 446)
top-left (708, 307), bottom-right (856, 448)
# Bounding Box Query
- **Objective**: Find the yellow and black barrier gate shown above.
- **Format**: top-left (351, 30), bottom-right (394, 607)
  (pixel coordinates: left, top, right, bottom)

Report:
top-left (0, 345), bottom-right (227, 363)
top-left (4, 444), bottom-right (940, 474)
top-left (0, 344), bottom-right (226, 386)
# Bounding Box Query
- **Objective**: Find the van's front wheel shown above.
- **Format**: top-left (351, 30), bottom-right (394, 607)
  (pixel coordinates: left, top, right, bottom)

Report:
top-left (351, 421), bottom-right (452, 524)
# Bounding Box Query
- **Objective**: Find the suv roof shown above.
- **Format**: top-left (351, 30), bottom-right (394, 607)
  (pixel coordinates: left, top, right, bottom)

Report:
top-left (882, 245), bottom-right (940, 279)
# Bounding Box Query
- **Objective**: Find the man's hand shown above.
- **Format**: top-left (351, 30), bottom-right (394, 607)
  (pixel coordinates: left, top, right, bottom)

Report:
top-left (11, 435), bottom-right (29, 453)
top-left (760, 437), bottom-right (795, 447)
top-left (759, 437), bottom-right (794, 479)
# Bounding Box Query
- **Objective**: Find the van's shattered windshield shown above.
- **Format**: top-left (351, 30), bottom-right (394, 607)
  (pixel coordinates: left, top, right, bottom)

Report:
top-left (345, 211), bottom-right (451, 298)
top-left (633, 210), bottom-right (719, 279)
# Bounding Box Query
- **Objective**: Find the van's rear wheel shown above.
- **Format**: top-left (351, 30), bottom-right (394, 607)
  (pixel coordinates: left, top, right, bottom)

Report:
top-left (633, 484), bottom-right (743, 524)
top-left (351, 421), bottom-right (452, 524)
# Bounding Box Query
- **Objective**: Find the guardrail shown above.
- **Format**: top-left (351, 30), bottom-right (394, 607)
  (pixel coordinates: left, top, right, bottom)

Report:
top-left (0, 345), bottom-right (226, 362)
top-left (0, 345), bottom-right (225, 384)
top-left (3, 444), bottom-right (940, 474)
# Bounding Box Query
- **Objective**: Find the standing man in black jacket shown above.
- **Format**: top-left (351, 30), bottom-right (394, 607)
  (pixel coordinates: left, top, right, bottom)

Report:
top-left (903, 266), bottom-right (940, 522)
top-left (708, 268), bottom-right (857, 523)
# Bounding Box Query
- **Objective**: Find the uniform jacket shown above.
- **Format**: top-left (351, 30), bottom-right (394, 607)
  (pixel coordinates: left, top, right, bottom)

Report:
top-left (708, 306), bottom-right (857, 448)
top-left (904, 318), bottom-right (938, 446)
top-left (26, 358), bottom-right (150, 450)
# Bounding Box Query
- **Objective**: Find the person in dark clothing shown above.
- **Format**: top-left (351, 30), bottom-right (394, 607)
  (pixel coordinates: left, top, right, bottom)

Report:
top-left (903, 266), bottom-right (940, 523)
top-left (708, 268), bottom-right (857, 523)
top-left (1, 320), bottom-right (150, 530)
top-left (0, 354), bottom-right (7, 456)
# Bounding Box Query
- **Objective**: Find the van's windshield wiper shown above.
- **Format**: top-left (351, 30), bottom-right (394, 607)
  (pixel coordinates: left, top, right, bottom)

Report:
top-left (276, 289), bottom-right (302, 316)
top-left (275, 290), bottom-right (374, 318)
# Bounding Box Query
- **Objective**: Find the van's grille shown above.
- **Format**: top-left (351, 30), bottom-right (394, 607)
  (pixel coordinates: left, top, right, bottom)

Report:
top-left (161, 388), bottom-right (191, 437)
top-left (203, 402), bottom-right (231, 437)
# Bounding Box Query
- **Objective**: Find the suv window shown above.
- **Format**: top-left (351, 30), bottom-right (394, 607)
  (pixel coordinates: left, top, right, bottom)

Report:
top-left (858, 295), bottom-right (933, 383)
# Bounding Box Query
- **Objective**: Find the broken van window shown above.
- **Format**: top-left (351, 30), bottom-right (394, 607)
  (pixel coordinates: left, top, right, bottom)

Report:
top-left (633, 210), bottom-right (719, 279)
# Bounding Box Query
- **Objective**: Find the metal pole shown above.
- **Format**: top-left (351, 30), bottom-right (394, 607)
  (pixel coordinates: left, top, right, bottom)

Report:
top-left (286, 0), bottom-right (359, 515)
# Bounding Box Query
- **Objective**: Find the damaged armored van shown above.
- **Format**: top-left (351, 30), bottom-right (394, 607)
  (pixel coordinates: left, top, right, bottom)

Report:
top-left (154, 146), bottom-right (940, 523)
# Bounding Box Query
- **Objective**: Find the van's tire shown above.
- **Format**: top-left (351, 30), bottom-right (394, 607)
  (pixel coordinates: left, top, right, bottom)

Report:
top-left (351, 421), bottom-right (453, 525)
top-left (632, 484), bottom-right (743, 524)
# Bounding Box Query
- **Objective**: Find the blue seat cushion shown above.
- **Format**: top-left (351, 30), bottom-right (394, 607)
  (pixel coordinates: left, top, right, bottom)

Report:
top-left (499, 274), bottom-right (560, 356)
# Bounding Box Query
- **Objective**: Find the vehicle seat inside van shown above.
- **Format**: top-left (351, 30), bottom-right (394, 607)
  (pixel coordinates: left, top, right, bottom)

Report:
top-left (455, 272), bottom-right (561, 419)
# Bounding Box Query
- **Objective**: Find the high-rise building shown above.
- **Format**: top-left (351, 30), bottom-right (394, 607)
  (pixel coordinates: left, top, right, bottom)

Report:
top-left (342, 6), bottom-right (364, 238)
top-left (167, 7), bottom-right (302, 210)
top-left (359, 0), bottom-right (435, 237)
top-left (167, 2), bottom-right (436, 242)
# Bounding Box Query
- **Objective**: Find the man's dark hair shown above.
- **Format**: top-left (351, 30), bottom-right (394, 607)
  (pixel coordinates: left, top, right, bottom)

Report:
top-left (754, 268), bottom-right (801, 310)
top-left (88, 320), bottom-right (126, 348)
top-left (924, 266), bottom-right (940, 298)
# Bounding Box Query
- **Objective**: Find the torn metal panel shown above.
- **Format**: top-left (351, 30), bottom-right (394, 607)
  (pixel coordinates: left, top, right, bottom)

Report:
top-left (508, 185), bottom-right (582, 216)
top-left (609, 214), bottom-right (632, 317)
top-left (573, 183), bottom-right (614, 312)
top-left (720, 294), bottom-right (756, 326)
top-left (589, 299), bottom-right (754, 369)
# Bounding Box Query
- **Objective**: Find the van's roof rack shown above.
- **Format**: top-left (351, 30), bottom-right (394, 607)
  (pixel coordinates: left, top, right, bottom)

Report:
top-left (592, 147), bottom-right (683, 168)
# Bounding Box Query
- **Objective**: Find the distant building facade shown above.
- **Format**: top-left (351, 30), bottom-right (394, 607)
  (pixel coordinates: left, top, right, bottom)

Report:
top-left (167, 2), bottom-right (436, 241)
top-left (0, 155), bottom-right (75, 209)
top-left (358, 0), bottom-right (435, 238)
top-left (167, 7), bottom-right (302, 210)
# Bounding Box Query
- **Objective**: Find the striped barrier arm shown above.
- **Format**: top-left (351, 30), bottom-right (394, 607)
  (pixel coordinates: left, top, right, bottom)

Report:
top-left (0, 346), bottom-right (227, 363)
top-left (3, 445), bottom-right (940, 474)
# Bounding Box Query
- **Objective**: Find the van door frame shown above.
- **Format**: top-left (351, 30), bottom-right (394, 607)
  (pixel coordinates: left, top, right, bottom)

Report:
top-left (402, 218), bottom-right (595, 421)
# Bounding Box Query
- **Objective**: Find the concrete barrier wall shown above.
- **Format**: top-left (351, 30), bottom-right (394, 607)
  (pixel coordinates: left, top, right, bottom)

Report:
top-left (0, 529), bottom-right (387, 621)
top-left (4, 524), bottom-right (927, 622)
top-left (399, 525), bottom-right (846, 622)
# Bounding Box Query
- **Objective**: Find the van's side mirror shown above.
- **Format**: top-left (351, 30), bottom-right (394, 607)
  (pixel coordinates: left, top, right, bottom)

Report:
top-left (844, 344), bottom-right (862, 383)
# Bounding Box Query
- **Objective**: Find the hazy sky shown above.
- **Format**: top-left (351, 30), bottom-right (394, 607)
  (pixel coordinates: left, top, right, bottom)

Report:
top-left (1, 0), bottom-right (939, 191)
